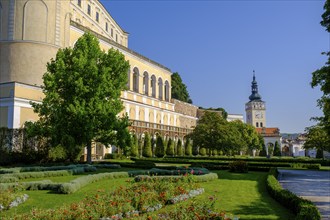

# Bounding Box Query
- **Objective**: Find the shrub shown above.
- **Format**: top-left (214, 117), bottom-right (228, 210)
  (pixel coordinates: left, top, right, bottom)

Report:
top-left (59, 172), bottom-right (130, 194)
top-left (291, 163), bottom-right (321, 170)
top-left (155, 136), bottom-right (165, 158)
top-left (142, 133), bottom-right (152, 158)
top-left (266, 168), bottom-right (321, 219)
top-left (273, 141), bottom-right (281, 157)
top-left (47, 145), bottom-right (67, 162)
top-left (166, 138), bottom-right (175, 156)
top-left (184, 139), bottom-right (192, 156)
top-left (229, 160), bottom-right (248, 173)
top-left (129, 134), bottom-right (139, 157)
top-left (199, 147), bottom-right (207, 156)
top-left (0, 176), bottom-right (19, 183)
top-left (176, 139), bottom-right (183, 156)
top-left (95, 164), bottom-right (121, 169)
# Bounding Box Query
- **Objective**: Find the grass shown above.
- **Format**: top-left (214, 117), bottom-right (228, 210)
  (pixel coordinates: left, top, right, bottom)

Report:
top-left (1, 169), bottom-right (295, 219)
top-left (201, 171), bottom-right (295, 219)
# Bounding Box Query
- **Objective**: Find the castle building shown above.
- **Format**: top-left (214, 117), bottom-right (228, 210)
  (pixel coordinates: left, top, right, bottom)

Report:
top-left (0, 0), bottom-right (198, 158)
top-left (245, 73), bottom-right (281, 153)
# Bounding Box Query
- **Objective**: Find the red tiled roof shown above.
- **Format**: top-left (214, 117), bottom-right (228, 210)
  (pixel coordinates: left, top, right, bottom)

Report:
top-left (256, 127), bottom-right (280, 137)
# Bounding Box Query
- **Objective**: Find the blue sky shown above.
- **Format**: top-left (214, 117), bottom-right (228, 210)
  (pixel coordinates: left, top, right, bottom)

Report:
top-left (101, 0), bottom-right (329, 133)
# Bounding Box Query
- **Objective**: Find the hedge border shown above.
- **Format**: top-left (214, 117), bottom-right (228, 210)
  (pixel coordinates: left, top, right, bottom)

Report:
top-left (266, 168), bottom-right (321, 220)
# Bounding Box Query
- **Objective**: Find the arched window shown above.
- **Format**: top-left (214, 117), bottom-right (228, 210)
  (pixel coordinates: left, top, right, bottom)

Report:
top-left (260, 122), bottom-right (263, 128)
top-left (127, 69), bottom-right (130, 90)
top-left (133, 67), bottom-right (139, 93)
top-left (151, 75), bottom-right (156, 98)
top-left (143, 71), bottom-right (149, 95)
top-left (256, 122), bottom-right (259, 127)
top-left (164, 81), bottom-right (170, 101)
top-left (158, 78), bottom-right (163, 100)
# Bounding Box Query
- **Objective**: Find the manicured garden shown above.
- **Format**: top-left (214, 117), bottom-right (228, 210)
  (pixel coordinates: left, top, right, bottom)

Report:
top-left (0, 163), bottom-right (302, 220)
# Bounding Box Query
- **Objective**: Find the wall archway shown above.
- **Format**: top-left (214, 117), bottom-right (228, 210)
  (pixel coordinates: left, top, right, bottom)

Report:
top-left (164, 80), bottom-right (170, 101)
top-left (23, 0), bottom-right (48, 42)
top-left (150, 75), bottom-right (156, 98)
top-left (133, 67), bottom-right (139, 93)
top-left (158, 77), bottom-right (163, 100)
top-left (143, 71), bottom-right (149, 95)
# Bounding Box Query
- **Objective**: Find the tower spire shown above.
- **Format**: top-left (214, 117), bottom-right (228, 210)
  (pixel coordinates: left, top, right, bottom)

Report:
top-left (249, 71), bottom-right (262, 101)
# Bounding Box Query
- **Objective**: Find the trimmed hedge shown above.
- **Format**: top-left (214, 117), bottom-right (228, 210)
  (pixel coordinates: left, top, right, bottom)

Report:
top-left (134, 173), bottom-right (218, 183)
top-left (290, 163), bottom-right (321, 170)
top-left (266, 168), bottom-right (321, 220)
top-left (229, 161), bottom-right (248, 173)
top-left (132, 156), bottom-right (330, 166)
top-left (0, 166), bottom-right (97, 183)
top-left (59, 172), bottom-right (129, 194)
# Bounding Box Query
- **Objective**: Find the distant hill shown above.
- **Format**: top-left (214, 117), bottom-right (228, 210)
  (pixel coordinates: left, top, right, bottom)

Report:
top-left (280, 133), bottom-right (301, 139)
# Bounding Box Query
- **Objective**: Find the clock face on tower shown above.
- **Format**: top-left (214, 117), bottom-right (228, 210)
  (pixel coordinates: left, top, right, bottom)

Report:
top-left (255, 111), bottom-right (263, 119)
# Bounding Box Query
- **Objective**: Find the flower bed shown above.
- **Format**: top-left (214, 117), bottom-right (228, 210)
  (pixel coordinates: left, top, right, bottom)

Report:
top-left (0, 184), bottom-right (28, 212)
top-left (12, 175), bottom-right (206, 219)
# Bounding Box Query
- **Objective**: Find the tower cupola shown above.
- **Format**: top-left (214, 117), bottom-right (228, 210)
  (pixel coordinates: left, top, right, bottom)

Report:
top-left (249, 72), bottom-right (262, 101)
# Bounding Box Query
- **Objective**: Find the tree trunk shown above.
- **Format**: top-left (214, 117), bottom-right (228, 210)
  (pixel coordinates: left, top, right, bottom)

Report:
top-left (87, 141), bottom-right (92, 164)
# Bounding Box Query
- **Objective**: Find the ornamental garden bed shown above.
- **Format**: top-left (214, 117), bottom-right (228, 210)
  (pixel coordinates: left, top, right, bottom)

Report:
top-left (0, 167), bottom-right (296, 219)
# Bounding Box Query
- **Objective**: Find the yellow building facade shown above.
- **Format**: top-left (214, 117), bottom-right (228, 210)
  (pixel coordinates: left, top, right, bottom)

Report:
top-left (0, 0), bottom-right (198, 157)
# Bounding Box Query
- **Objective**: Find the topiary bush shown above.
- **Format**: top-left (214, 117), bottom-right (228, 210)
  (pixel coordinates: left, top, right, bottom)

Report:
top-left (229, 160), bottom-right (248, 173)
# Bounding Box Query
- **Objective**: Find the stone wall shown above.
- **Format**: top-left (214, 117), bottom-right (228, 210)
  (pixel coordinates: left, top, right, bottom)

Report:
top-left (171, 99), bottom-right (198, 129)
top-left (171, 99), bottom-right (198, 117)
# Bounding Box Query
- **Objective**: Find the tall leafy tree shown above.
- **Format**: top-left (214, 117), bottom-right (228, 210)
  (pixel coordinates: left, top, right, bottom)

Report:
top-left (311, 0), bottom-right (330, 137)
top-left (28, 33), bottom-right (130, 163)
top-left (171, 72), bottom-right (192, 103)
top-left (304, 126), bottom-right (330, 152)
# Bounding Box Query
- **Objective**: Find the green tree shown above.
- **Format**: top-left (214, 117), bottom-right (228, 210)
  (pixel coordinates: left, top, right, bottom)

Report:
top-left (142, 133), bottom-right (152, 158)
top-left (166, 138), bottom-right (175, 156)
top-left (304, 126), bottom-right (330, 152)
top-left (273, 141), bottom-right (281, 156)
top-left (311, 0), bottom-right (330, 136)
top-left (316, 148), bottom-right (324, 159)
top-left (259, 144), bottom-right (267, 157)
top-left (176, 139), bottom-right (183, 156)
top-left (155, 135), bottom-right (165, 158)
top-left (199, 107), bottom-right (228, 120)
top-left (130, 134), bottom-right (139, 157)
top-left (190, 111), bottom-right (227, 153)
top-left (184, 138), bottom-right (192, 156)
top-left (171, 72), bottom-right (192, 103)
top-left (28, 33), bottom-right (130, 163)
top-left (229, 121), bottom-right (261, 154)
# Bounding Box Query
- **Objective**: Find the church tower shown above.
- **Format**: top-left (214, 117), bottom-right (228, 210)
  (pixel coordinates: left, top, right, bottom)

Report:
top-left (245, 73), bottom-right (266, 128)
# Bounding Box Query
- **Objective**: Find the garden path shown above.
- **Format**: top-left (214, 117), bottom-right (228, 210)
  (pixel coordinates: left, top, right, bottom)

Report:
top-left (278, 169), bottom-right (330, 220)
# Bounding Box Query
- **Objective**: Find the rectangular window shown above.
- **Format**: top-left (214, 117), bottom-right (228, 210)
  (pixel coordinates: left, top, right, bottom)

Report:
top-left (77, 0), bottom-right (81, 7)
top-left (105, 22), bottom-right (108, 32)
top-left (87, 4), bottom-right (91, 16)
top-left (96, 12), bottom-right (99, 22)
top-left (111, 28), bottom-right (113, 37)
top-left (116, 34), bottom-right (118, 42)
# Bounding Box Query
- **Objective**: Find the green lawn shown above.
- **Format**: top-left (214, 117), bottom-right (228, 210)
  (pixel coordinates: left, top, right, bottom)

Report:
top-left (1, 169), bottom-right (295, 219)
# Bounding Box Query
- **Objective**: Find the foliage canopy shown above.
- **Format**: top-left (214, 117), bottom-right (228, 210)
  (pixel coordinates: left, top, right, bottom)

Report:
top-left (171, 72), bottom-right (192, 103)
top-left (28, 33), bottom-right (130, 163)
